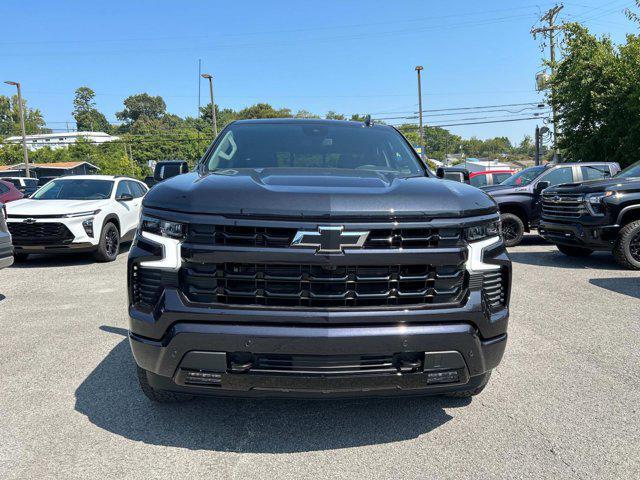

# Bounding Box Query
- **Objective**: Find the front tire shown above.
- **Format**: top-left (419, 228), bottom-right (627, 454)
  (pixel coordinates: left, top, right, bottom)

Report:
top-left (136, 366), bottom-right (194, 403)
top-left (557, 244), bottom-right (593, 257)
top-left (500, 213), bottom-right (525, 247)
top-left (93, 222), bottom-right (120, 262)
top-left (613, 220), bottom-right (640, 270)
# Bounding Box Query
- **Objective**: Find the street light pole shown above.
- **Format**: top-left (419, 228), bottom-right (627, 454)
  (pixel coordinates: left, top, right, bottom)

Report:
top-left (200, 73), bottom-right (217, 136)
top-left (415, 66), bottom-right (425, 160)
top-left (4, 81), bottom-right (30, 178)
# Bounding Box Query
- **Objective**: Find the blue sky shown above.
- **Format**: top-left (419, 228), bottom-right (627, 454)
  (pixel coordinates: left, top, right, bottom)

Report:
top-left (2, 0), bottom-right (637, 144)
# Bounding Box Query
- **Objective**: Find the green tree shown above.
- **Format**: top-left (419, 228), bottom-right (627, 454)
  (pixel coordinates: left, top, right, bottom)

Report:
top-left (72, 87), bottom-right (111, 132)
top-left (325, 111), bottom-right (346, 120)
top-left (116, 93), bottom-right (167, 125)
top-left (0, 94), bottom-right (46, 137)
top-left (294, 109), bottom-right (320, 119)
top-left (237, 103), bottom-right (292, 119)
top-left (552, 23), bottom-right (640, 166)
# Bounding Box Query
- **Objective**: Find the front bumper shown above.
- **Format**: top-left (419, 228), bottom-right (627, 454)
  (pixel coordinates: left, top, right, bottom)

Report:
top-left (539, 219), bottom-right (618, 250)
top-left (7, 215), bottom-right (100, 253)
top-left (131, 322), bottom-right (506, 398)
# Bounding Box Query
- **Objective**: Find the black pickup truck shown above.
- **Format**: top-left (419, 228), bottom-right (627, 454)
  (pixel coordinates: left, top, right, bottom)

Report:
top-left (539, 160), bottom-right (640, 269)
top-left (482, 162), bottom-right (620, 246)
top-left (127, 119), bottom-right (511, 402)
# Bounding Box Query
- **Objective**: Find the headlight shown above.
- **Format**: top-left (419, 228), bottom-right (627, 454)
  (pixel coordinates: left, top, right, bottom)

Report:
top-left (66, 209), bottom-right (101, 218)
top-left (465, 220), bottom-right (501, 242)
top-left (140, 215), bottom-right (186, 239)
top-left (587, 191), bottom-right (613, 204)
top-left (586, 191), bottom-right (613, 215)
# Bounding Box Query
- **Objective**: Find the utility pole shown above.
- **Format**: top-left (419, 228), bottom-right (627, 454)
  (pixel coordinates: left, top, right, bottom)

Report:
top-left (197, 59), bottom-right (202, 115)
top-left (415, 66), bottom-right (425, 160)
top-left (532, 4), bottom-right (564, 159)
top-left (535, 125), bottom-right (541, 166)
top-left (201, 73), bottom-right (217, 136)
top-left (4, 81), bottom-right (30, 178)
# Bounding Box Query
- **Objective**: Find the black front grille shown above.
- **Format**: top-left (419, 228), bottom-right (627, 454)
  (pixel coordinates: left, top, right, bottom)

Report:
top-left (181, 262), bottom-right (467, 308)
top-left (8, 222), bottom-right (74, 245)
top-left (249, 353), bottom-right (423, 375)
top-left (186, 224), bottom-right (462, 249)
top-left (482, 269), bottom-right (507, 311)
top-left (542, 194), bottom-right (586, 219)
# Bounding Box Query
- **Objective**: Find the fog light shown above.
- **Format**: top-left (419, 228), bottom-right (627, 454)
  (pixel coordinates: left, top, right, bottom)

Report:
top-left (426, 370), bottom-right (459, 384)
top-left (184, 370), bottom-right (222, 386)
top-left (82, 218), bottom-right (94, 237)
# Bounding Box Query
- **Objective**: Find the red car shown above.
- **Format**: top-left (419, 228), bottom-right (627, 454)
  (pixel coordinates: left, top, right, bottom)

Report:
top-left (469, 170), bottom-right (516, 188)
top-left (0, 179), bottom-right (24, 203)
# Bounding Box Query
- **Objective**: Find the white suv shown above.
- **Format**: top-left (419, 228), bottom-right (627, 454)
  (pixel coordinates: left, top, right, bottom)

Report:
top-left (6, 175), bottom-right (148, 262)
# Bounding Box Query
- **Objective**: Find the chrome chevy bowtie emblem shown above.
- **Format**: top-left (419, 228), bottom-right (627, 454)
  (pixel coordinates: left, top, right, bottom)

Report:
top-left (23, 218), bottom-right (36, 224)
top-left (291, 226), bottom-right (369, 254)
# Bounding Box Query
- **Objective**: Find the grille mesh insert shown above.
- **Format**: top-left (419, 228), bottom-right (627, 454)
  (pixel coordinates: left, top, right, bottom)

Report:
top-left (186, 224), bottom-right (462, 249)
top-left (181, 262), bottom-right (467, 308)
top-left (8, 222), bottom-right (74, 245)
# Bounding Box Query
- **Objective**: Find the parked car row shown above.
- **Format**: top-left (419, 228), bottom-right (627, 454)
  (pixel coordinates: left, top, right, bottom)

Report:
top-left (433, 159), bottom-right (640, 269)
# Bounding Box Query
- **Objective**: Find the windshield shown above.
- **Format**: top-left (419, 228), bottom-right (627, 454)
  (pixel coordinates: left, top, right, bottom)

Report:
top-left (501, 166), bottom-right (546, 186)
top-left (203, 123), bottom-right (424, 176)
top-left (32, 179), bottom-right (114, 200)
top-left (616, 160), bottom-right (640, 179)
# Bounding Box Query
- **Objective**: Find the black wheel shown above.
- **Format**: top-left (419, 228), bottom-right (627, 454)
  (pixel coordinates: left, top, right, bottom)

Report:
top-left (613, 220), bottom-right (640, 270)
top-left (446, 372), bottom-right (492, 398)
top-left (93, 222), bottom-right (120, 262)
top-left (500, 213), bottom-right (525, 247)
top-left (136, 366), bottom-right (194, 403)
top-left (557, 244), bottom-right (593, 257)
top-left (13, 253), bottom-right (29, 262)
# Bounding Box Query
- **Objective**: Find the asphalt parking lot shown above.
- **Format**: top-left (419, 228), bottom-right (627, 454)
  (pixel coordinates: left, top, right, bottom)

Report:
top-left (0, 235), bottom-right (638, 480)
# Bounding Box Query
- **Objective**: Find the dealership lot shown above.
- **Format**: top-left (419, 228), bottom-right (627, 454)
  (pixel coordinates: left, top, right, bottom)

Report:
top-left (0, 235), bottom-right (638, 480)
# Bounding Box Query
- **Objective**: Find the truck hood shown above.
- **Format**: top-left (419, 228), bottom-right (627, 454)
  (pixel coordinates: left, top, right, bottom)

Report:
top-left (481, 184), bottom-right (526, 196)
top-left (6, 198), bottom-right (109, 216)
top-left (143, 169), bottom-right (498, 219)
top-left (545, 177), bottom-right (640, 194)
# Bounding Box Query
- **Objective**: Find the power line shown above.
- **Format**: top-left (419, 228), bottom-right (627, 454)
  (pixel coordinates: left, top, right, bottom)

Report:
top-left (398, 116), bottom-right (547, 129)
top-left (374, 106), bottom-right (547, 121)
top-left (0, 2), bottom-right (560, 48)
top-left (2, 12), bottom-right (545, 58)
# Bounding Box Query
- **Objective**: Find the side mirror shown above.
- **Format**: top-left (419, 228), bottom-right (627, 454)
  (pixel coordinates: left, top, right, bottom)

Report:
top-left (117, 193), bottom-right (134, 202)
top-left (436, 167), bottom-right (445, 179)
top-left (535, 181), bottom-right (550, 194)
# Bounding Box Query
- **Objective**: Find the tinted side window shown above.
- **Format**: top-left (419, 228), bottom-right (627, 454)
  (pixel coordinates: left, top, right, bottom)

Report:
top-left (0, 183), bottom-right (8, 194)
top-left (24, 179), bottom-right (38, 187)
top-left (115, 181), bottom-right (132, 197)
top-left (542, 167), bottom-right (574, 187)
top-left (127, 181), bottom-right (146, 198)
top-left (470, 175), bottom-right (488, 187)
top-left (581, 165), bottom-right (611, 180)
top-left (494, 173), bottom-right (512, 184)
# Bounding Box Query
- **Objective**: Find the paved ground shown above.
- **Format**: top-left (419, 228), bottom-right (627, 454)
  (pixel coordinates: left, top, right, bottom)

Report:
top-left (0, 235), bottom-right (638, 479)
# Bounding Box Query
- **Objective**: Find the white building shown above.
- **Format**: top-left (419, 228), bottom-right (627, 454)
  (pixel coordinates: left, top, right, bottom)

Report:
top-left (462, 158), bottom-right (517, 173)
top-left (3, 131), bottom-right (119, 151)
